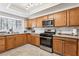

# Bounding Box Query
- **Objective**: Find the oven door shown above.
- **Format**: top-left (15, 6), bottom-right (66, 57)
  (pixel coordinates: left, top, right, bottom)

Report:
top-left (40, 37), bottom-right (52, 47)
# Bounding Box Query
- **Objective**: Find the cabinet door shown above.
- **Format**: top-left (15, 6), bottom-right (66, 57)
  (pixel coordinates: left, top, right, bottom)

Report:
top-left (22, 34), bottom-right (27, 44)
top-left (0, 37), bottom-right (5, 53)
top-left (31, 35), bottom-right (35, 45)
top-left (48, 14), bottom-right (54, 19)
top-left (15, 35), bottom-right (24, 47)
top-left (36, 17), bottom-right (43, 28)
top-left (54, 11), bottom-right (67, 26)
top-left (6, 35), bottom-right (15, 50)
top-left (53, 37), bottom-right (63, 55)
top-left (63, 39), bottom-right (77, 56)
top-left (27, 34), bottom-right (32, 44)
top-left (34, 36), bottom-right (40, 46)
top-left (69, 7), bottom-right (79, 26)
top-left (27, 20), bottom-right (32, 28)
top-left (77, 40), bottom-right (79, 56)
top-left (36, 16), bottom-right (48, 28)
top-left (31, 19), bottom-right (37, 28)
top-left (42, 16), bottom-right (48, 20)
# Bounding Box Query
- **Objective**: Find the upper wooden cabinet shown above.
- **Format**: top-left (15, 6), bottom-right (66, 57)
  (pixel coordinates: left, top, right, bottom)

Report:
top-left (42, 16), bottom-right (48, 20)
top-left (25, 7), bottom-right (79, 27)
top-left (27, 19), bottom-right (32, 28)
top-left (48, 14), bottom-right (54, 19)
top-left (36, 16), bottom-right (48, 28)
top-left (69, 7), bottom-right (79, 26)
top-left (31, 19), bottom-right (37, 28)
top-left (36, 17), bottom-right (43, 28)
top-left (54, 11), bottom-right (67, 27)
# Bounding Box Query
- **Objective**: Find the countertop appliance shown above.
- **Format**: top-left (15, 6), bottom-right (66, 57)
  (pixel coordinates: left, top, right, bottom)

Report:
top-left (42, 20), bottom-right (54, 27)
top-left (40, 31), bottom-right (55, 52)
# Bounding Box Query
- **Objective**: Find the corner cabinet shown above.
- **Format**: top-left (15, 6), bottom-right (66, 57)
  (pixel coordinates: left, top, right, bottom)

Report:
top-left (69, 7), bottom-right (79, 26)
top-left (54, 11), bottom-right (67, 27)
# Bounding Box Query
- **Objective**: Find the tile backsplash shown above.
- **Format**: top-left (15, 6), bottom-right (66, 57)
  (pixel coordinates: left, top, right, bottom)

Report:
top-left (25, 27), bottom-right (79, 36)
top-left (56, 27), bottom-right (78, 35)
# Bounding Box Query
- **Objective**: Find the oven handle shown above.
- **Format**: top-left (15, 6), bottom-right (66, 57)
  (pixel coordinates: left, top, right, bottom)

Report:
top-left (40, 36), bottom-right (52, 39)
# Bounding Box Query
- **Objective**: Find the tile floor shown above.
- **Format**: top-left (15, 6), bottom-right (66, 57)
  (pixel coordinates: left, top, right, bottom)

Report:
top-left (0, 44), bottom-right (60, 56)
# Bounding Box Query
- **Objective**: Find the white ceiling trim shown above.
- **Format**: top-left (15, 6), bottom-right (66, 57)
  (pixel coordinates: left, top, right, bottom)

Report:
top-left (29, 3), bottom-right (79, 19)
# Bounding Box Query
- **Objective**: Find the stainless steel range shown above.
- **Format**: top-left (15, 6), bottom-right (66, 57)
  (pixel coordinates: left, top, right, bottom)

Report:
top-left (40, 31), bottom-right (55, 52)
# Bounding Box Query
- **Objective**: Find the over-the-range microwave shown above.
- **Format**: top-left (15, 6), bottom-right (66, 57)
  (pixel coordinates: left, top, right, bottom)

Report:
top-left (42, 20), bottom-right (54, 27)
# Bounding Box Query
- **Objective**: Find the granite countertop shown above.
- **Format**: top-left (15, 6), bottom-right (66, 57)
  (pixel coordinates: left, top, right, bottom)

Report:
top-left (0, 32), bottom-right (40, 36)
top-left (53, 34), bottom-right (79, 39)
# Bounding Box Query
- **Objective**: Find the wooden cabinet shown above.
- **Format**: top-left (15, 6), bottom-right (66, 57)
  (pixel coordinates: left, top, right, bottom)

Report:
top-left (53, 36), bottom-right (77, 56)
top-left (27, 19), bottom-right (32, 28)
top-left (69, 7), bottom-right (79, 26)
top-left (54, 11), bottom-right (67, 27)
top-left (27, 34), bottom-right (32, 44)
top-left (31, 35), bottom-right (40, 46)
top-left (36, 17), bottom-right (43, 28)
top-left (36, 16), bottom-right (48, 28)
top-left (0, 36), bottom-right (6, 53)
top-left (53, 37), bottom-right (63, 55)
top-left (6, 35), bottom-right (15, 50)
top-left (15, 34), bottom-right (27, 47)
top-left (34, 36), bottom-right (40, 46)
top-left (31, 19), bottom-right (37, 28)
top-left (42, 16), bottom-right (48, 20)
top-left (48, 14), bottom-right (54, 19)
top-left (78, 40), bottom-right (79, 56)
top-left (63, 38), bottom-right (77, 56)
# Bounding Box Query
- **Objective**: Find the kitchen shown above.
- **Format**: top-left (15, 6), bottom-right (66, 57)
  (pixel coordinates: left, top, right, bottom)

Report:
top-left (0, 3), bottom-right (79, 56)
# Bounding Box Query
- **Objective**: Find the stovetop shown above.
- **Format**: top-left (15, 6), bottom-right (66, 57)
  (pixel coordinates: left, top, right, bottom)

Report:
top-left (40, 32), bottom-right (55, 37)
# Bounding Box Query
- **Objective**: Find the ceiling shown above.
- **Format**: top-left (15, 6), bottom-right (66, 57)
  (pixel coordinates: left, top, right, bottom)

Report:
top-left (0, 3), bottom-right (60, 19)
top-left (0, 3), bottom-right (79, 19)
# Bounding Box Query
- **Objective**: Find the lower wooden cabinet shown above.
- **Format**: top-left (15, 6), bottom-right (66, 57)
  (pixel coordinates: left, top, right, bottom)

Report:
top-left (53, 37), bottom-right (63, 55)
top-left (6, 35), bottom-right (15, 50)
top-left (78, 40), bottom-right (79, 56)
top-left (15, 34), bottom-right (27, 47)
top-left (53, 36), bottom-right (77, 56)
top-left (34, 36), bottom-right (40, 46)
top-left (63, 38), bottom-right (77, 56)
top-left (27, 34), bottom-right (32, 44)
top-left (31, 35), bottom-right (40, 46)
top-left (21, 34), bottom-right (27, 45)
top-left (0, 36), bottom-right (6, 53)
